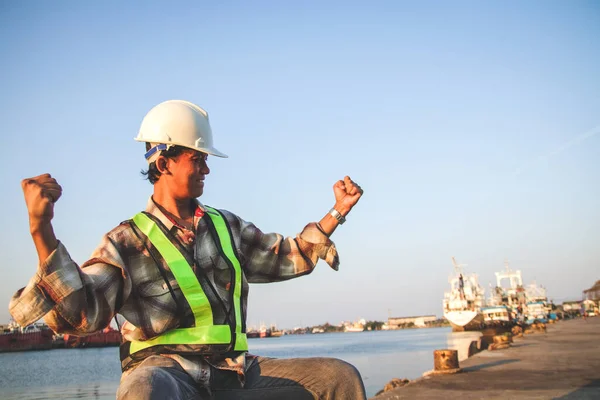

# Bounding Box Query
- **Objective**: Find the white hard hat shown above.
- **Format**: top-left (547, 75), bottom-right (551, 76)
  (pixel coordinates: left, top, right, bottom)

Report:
top-left (135, 100), bottom-right (228, 162)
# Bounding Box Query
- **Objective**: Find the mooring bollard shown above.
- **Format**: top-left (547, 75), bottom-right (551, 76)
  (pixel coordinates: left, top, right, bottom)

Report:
top-left (537, 322), bottom-right (546, 331)
top-left (512, 325), bottom-right (523, 337)
top-left (423, 349), bottom-right (461, 376)
top-left (493, 335), bottom-right (504, 344)
top-left (490, 335), bottom-right (511, 350)
top-left (493, 334), bottom-right (512, 344)
top-left (434, 349), bottom-right (459, 371)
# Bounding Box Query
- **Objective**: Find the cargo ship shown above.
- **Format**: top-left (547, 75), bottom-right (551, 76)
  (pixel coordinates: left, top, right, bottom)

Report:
top-left (259, 324), bottom-right (271, 338)
top-left (1, 321), bottom-right (121, 352)
top-left (0, 322), bottom-right (54, 353)
top-left (443, 257), bottom-right (485, 331)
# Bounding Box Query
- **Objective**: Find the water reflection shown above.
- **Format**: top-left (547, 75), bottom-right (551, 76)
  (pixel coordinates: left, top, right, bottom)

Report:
top-left (3, 383), bottom-right (117, 400)
top-left (446, 331), bottom-right (482, 361)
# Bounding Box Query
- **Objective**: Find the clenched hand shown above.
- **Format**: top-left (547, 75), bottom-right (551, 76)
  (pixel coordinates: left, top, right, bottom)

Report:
top-left (333, 176), bottom-right (363, 216)
top-left (21, 173), bottom-right (62, 226)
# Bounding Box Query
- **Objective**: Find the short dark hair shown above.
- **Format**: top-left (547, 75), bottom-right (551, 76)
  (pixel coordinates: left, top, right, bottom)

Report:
top-left (141, 144), bottom-right (188, 184)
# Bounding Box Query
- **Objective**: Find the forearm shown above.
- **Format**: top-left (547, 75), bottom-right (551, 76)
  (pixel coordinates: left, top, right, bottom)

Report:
top-left (10, 238), bottom-right (129, 332)
top-left (30, 220), bottom-right (59, 265)
top-left (238, 220), bottom-right (340, 282)
top-left (317, 202), bottom-right (351, 237)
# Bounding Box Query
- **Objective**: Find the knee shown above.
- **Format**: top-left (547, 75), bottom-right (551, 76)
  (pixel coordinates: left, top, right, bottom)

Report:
top-left (317, 358), bottom-right (363, 385)
top-left (315, 358), bottom-right (366, 398)
top-left (328, 358), bottom-right (362, 381)
top-left (117, 366), bottom-right (176, 400)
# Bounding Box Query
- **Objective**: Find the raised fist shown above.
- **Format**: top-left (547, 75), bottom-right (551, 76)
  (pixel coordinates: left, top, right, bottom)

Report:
top-left (333, 176), bottom-right (363, 216)
top-left (21, 174), bottom-right (62, 225)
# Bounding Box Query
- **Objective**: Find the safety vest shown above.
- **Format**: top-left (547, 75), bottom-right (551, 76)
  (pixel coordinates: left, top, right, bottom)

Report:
top-left (120, 206), bottom-right (247, 369)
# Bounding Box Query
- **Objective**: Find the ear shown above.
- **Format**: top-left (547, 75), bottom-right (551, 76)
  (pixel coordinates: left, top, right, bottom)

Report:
top-left (155, 156), bottom-right (171, 175)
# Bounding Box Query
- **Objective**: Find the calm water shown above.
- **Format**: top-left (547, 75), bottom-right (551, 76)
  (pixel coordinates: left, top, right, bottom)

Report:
top-left (0, 327), bottom-right (476, 399)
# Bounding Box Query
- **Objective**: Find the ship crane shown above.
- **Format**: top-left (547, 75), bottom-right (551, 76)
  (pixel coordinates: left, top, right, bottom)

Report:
top-left (451, 256), bottom-right (467, 274)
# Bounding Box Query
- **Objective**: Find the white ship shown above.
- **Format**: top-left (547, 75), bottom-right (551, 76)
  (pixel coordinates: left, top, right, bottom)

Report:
top-left (489, 260), bottom-right (556, 324)
top-left (525, 281), bottom-right (547, 303)
top-left (443, 257), bottom-right (485, 331)
top-left (488, 260), bottom-right (527, 308)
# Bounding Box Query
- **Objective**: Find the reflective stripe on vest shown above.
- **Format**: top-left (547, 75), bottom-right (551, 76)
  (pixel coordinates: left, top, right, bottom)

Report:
top-left (204, 206), bottom-right (247, 351)
top-left (129, 207), bottom-right (247, 354)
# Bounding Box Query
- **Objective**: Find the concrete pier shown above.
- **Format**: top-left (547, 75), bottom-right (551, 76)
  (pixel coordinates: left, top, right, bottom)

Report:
top-left (373, 318), bottom-right (600, 399)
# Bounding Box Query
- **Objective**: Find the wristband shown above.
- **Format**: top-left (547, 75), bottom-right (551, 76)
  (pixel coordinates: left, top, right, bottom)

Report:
top-left (329, 208), bottom-right (346, 225)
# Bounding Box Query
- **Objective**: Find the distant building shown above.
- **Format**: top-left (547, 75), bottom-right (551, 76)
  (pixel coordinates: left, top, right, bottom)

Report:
top-left (583, 280), bottom-right (600, 302)
top-left (342, 318), bottom-right (366, 332)
top-left (388, 315), bottom-right (437, 328)
top-left (562, 301), bottom-right (581, 312)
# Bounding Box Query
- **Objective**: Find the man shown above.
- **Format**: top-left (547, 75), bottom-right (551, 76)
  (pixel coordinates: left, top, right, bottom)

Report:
top-left (10, 100), bottom-right (366, 399)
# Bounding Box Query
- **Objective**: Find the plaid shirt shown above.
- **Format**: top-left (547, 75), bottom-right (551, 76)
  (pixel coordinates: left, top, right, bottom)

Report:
top-left (9, 198), bottom-right (339, 387)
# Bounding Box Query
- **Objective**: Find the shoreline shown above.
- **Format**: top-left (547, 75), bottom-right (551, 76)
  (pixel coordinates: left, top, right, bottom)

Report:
top-left (372, 317), bottom-right (600, 399)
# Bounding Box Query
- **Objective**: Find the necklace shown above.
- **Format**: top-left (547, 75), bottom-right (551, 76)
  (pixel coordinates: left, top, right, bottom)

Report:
top-left (165, 211), bottom-right (196, 245)
top-left (155, 202), bottom-right (195, 231)
top-left (169, 212), bottom-right (195, 231)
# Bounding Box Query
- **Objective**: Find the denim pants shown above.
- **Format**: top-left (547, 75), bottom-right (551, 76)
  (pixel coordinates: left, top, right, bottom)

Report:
top-left (116, 355), bottom-right (367, 400)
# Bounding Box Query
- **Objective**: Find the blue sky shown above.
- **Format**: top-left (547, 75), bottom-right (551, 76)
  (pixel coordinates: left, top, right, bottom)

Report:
top-left (1, 1), bottom-right (599, 329)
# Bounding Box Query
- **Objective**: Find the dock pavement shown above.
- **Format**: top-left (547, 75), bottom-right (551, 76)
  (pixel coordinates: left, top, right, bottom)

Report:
top-left (373, 317), bottom-right (599, 400)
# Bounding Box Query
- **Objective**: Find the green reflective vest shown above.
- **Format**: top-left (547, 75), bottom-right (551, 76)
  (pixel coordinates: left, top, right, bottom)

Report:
top-left (127, 206), bottom-right (247, 357)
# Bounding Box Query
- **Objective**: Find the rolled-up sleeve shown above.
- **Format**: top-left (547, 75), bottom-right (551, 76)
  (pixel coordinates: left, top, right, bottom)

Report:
top-left (9, 235), bottom-right (129, 335)
top-left (230, 211), bottom-right (339, 283)
top-left (295, 223), bottom-right (340, 271)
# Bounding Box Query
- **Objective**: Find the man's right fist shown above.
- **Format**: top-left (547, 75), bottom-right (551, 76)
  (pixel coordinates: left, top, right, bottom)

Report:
top-left (21, 174), bottom-right (62, 224)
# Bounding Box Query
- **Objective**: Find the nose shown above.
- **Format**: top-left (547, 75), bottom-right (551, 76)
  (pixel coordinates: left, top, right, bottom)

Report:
top-left (201, 160), bottom-right (210, 175)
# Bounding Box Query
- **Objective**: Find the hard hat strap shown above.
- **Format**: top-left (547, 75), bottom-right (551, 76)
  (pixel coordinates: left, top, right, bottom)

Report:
top-left (145, 143), bottom-right (168, 162)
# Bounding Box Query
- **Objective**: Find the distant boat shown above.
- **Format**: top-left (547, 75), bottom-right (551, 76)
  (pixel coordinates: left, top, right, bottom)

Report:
top-left (481, 305), bottom-right (512, 323)
top-left (0, 322), bottom-right (53, 353)
top-left (443, 257), bottom-right (485, 331)
top-left (444, 310), bottom-right (484, 331)
top-left (344, 324), bottom-right (364, 333)
top-left (259, 325), bottom-right (271, 338)
top-left (246, 329), bottom-right (260, 339)
top-left (526, 301), bottom-right (548, 323)
top-left (488, 260), bottom-right (527, 308)
top-left (270, 325), bottom-right (284, 337)
top-left (490, 260), bottom-right (552, 323)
